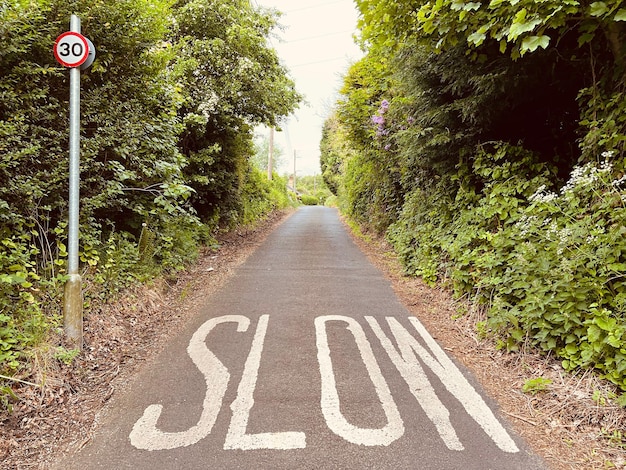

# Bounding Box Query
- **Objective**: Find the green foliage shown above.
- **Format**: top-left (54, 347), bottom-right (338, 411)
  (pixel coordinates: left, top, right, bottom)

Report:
top-left (300, 195), bottom-right (319, 206)
top-left (356, 0), bottom-right (626, 62)
top-left (601, 428), bottom-right (626, 450)
top-left (320, 113), bottom-right (353, 196)
top-left (173, 0), bottom-right (301, 225)
top-left (329, 50), bottom-right (405, 232)
top-left (53, 347), bottom-right (80, 365)
top-left (0, 384), bottom-right (18, 413)
top-left (329, 0), bottom-right (626, 393)
top-left (0, 0), bottom-right (301, 391)
top-left (389, 148), bottom-right (626, 390)
top-left (0, 234), bottom-right (50, 372)
top-left (324, 195), bottom-right (339, 208)
top-left (483, 155), bottom-right (626, 389)
top-left (522, 377), bottom-right (553, 395)
top-left (618, 393), bottom-right (626, 408)
top-left (236, 167), bottom-right (292, 226)
top-left (295, 175), bottom-right (332, 206)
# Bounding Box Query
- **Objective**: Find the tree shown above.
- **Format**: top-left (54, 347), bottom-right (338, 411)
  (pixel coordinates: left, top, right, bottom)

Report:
top-left (172, 0), bottom-right (302, 223)
top-left (0, 0), bottom-right (303, 378)
top-left (0, 0), bottom-right (186, 246)
top-left (354, 0), bottom-right (626, 159)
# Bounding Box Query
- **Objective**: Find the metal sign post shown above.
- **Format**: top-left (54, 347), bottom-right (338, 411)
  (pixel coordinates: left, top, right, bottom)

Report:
top-left (54, 15), bottom-right (94, 349)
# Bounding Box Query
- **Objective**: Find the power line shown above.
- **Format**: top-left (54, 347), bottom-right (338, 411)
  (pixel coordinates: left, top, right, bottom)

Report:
top-left (285, 0), bottom-right (354, 14)
top-left (286, 30), bottom-right (354, 44)
top-left (290, 56), bottom-right (357, 68)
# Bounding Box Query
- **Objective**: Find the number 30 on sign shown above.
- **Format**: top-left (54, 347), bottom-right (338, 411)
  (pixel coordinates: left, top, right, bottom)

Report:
top-left (53, 32), bottom-right (89, 68)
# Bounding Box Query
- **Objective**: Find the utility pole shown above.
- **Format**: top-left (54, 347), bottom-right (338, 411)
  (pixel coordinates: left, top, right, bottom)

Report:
top-left (267, 127), bottom-right (274, 180)
top-left (293, 149), bottom-right (297, 193)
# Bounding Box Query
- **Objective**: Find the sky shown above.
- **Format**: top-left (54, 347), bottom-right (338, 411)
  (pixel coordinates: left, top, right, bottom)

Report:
top-left (252, 0), bottom-right (362, 176)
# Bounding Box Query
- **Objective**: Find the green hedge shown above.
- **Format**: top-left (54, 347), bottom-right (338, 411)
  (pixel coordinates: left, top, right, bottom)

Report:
top-left (388, 144), bottom-right (626, 390)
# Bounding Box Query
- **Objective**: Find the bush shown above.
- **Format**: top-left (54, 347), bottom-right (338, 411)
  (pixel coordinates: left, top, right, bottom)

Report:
top-left (388, 145), bottom-right (626, 390)
top-left (300, 195), bottom-right (320, 206)
top-left (484, 153), bottom-right (626, 389)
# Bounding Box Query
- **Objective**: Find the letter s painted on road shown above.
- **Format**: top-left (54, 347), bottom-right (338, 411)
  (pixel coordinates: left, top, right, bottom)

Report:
top-left (129, 315), bottom-right (250, 451)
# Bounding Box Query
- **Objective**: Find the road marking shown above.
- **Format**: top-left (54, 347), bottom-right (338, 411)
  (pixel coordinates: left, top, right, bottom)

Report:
top-left (224, 314), bottom-right (307, 450)
top-left (129, 314), bottom-right (519, 453)
top-left (367, 316), bottom-right (519, 453)
top-left (129, 315), bottom-right (249, 451)
top-left (365, 316), bottom-right (464, 451)
top-left (315, 315), bottom-right (404, 446)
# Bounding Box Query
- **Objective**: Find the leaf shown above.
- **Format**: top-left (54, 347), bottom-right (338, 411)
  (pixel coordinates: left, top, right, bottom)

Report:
top-left (595, 316), bottom-right (615, 331)
top-left (564, 343), bottom-right (579, 355)
top-left (590, 2), bottom-right (609, 17)
top-left (607, 335), bottom-right (622, 348)
top-left (10, 274), bottom-right (27, 285)
top-left (468, 31), bottom-right (486, 46)
top-left (521, 35), bottom-right (550, 53)
top-left (615, 9), bottom-right (626, 21)
top-left (578, 32), bottom-right (595, 46)
top-left (464, 2), bottom-right (481, 11)
top-left (451, 1), bottom-right (466, 10)
top-left (508, 18), bottom-right (542, 40)
top-left (522, 377), bottom-right (552, 395)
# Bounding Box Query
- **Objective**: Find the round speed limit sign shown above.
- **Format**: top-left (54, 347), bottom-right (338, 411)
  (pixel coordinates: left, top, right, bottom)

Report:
top-left (53, 32), bottom-right (89, 68)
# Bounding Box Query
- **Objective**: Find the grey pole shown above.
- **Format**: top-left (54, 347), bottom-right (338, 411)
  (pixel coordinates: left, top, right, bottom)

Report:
top-left (267, 127), bottom-right (274, 181)
top-left (63, 14), bottom-right (83, 349)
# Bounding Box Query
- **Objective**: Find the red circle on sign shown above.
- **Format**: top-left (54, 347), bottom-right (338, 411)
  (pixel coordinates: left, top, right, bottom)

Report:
top-left (53, 32), bottom-right (89, 68)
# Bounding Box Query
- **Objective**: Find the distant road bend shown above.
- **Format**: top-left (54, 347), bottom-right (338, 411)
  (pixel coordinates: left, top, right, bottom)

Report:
top-left (54, 206), bottom-right (546, 469)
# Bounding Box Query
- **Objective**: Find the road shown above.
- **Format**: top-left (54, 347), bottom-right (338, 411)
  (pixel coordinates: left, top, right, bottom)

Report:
top-left (54, 206), bottom-right (546, 469)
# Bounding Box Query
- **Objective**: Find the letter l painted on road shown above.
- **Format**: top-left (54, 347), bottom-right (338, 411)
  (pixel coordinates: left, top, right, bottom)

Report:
top-left (224, 314), bottom-right (307, 450)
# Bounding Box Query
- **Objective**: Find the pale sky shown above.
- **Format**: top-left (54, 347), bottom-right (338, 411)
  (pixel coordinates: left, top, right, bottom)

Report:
top-left (253, 0), bottom-right (362, 176)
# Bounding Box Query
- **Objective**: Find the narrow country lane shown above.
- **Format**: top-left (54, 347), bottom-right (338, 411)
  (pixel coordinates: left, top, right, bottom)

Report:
top-left (53, 206), bottom-right (546, 470)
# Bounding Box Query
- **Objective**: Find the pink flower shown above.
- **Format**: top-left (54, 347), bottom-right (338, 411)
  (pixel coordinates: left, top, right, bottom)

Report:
top-left (371, 115), bottom-right (385, 125)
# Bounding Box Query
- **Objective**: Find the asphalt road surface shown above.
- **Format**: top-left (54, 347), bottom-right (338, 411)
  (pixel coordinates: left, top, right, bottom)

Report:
top-left (54, 206), bottom-right (546, 470)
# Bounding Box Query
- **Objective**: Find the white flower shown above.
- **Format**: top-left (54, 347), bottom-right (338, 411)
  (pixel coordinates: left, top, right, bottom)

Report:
top-left (612, 174), bottom-right (626, 187)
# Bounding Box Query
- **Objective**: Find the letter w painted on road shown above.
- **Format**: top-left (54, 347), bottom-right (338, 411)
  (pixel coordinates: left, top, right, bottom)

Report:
top-left (365, 316), bottom-right (519, 453)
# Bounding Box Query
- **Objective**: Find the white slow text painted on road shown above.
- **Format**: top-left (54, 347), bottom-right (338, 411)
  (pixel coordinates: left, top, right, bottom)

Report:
top-left (130, 315), bottom-right (519, 453)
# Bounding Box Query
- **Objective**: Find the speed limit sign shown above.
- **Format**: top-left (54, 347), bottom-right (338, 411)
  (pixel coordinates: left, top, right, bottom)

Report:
top-left (53, 32), bottom-right (89, 68)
